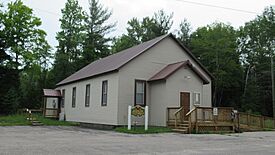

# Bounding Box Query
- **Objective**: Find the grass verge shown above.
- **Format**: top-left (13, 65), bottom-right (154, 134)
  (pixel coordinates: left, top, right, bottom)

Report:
top-left (0, 114), bottom-right (31, 126)
top-left (115, 126), bottom-right (172, 134)
top-left (0, 114), bottom-right (79, 126)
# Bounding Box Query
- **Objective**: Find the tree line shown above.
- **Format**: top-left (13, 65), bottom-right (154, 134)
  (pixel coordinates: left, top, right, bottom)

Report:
top-left (0, 0), bottom-right (274, 116)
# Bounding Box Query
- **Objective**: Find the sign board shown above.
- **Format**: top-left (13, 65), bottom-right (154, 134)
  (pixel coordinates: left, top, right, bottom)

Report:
top-left (131, 105), bottom-right (145, 117)
top-left (213, 107), bottom-right (218, 116)
top-left (128, 105), bottom-right (148, 131)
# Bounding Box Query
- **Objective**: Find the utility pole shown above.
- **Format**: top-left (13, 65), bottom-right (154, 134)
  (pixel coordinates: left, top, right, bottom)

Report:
top-left (271, 41), bottom-right (275, 118)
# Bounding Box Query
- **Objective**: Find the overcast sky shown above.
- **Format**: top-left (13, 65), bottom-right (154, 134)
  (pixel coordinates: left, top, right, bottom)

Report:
top-left (3, 0), bottom-right (275, 48)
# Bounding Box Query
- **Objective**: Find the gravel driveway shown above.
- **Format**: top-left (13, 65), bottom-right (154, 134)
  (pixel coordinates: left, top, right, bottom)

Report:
top-left (0, 126), bottom-right (275, 155)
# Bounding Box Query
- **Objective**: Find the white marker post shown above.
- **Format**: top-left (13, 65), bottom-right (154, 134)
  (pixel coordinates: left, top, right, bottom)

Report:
top-left (127, 105), bottom-right (131, 130)
top-left (145, 106), bottom-right (148, 131)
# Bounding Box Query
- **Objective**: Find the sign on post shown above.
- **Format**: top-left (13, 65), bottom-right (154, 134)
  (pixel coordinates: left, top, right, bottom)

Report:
top-left (127, 105), bottom-right (149, 131)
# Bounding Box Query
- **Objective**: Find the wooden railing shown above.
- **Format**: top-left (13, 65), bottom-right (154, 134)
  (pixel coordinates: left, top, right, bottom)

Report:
top-left (174, 107), bottom-right (184, 128)
top-left (167, 107), bottom-right (181, 121)
top-left (169, 106), bottom-right (275, 133)
top-left (185, 107), bottom-right (235, 133)
top-left (239, 112), bottom-right (275, 129)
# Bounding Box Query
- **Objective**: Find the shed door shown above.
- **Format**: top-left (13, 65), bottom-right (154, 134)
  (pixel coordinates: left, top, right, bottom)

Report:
top-left (180, 92), bottom-right (190, 121)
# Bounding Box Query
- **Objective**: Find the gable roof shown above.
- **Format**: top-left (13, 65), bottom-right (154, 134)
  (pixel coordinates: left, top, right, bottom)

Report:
top-left (57, 33), bottom-right (213, 86)
top-left (43, 89), bottom-right (61, 97)
top-left (148, 60), bottom-right (210, 84)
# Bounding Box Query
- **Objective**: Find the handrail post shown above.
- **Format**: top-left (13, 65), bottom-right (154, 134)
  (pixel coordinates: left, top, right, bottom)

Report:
top-left (175, 113), bottom-right (177, 128)
top-left (195, 108), bottom-right (198, 133)
top-left (188, 115), bottom-right (191, 133)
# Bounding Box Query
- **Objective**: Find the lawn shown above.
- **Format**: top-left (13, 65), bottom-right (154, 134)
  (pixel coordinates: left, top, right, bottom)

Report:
top-left (0, 114), bottom-right (79, 126)
top-left (0, 114), bottom-right (31, 126)
top-left (115, 126), bottom-right (172, 134)
top-left (264, 119), bottom-right (275, 129)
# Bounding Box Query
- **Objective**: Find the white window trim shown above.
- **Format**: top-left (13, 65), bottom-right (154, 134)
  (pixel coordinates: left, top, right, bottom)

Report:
top-left (193, 92), bottom-right (201, 105)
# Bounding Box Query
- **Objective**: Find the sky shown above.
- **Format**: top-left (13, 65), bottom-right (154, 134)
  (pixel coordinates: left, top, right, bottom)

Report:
top-left (2, 0), bottom-right (275, 49)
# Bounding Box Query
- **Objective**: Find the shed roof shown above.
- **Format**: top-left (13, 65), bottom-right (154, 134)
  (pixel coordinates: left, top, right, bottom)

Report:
top-left (43, 89), bottom-right (61, 97)
top-left (148, 60), bottom-right (210, 84)
top-left (56, 33), bottom-right (213, 86)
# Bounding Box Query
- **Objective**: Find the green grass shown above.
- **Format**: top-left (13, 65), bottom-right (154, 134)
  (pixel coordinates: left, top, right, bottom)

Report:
top-left (33, 114), bottom-right (79, 126)
top-left (264, 119), bottom-right (274, 129)
top-left (0, 114), bottom-right (79, 126)
top-left (0, 114), bottom-right (31, 126)
top-left (115, 126), bottom-right (172, 134)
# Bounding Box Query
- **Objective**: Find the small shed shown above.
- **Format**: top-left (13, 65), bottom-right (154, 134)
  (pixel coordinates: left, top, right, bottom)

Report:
top-left (43, 89), bottom-right (62, 119)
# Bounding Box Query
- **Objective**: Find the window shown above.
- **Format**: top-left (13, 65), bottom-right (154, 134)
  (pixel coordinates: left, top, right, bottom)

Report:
top-left (193, 92), bottom-right (200, 105)
top-left (61, 89), bottom-right (65, 108)
top-left (85, 84), bottom-right (90, 107)
top-left (72, 87), bottom-right (76, 108)
top-left (135, 80), bottom-right (146, 106)
top-left (101, 81), bottom-right (108, 106)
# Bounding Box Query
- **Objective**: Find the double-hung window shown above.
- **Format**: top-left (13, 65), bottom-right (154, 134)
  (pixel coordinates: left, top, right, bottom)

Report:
top-left (193, 92), bottom-right (200, 105)
top-left (72, 87), bottom-right (76, 108)
top-left (135, 80), bottom-right (146, 106)
top-left (85, 84), bottom-right (90, 107)
top-left (61, 89), bottom-right (65, 108)
top-left (101, 81), bottom-right (108, 106)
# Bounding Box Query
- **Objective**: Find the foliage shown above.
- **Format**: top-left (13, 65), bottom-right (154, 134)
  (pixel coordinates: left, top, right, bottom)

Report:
top-left (238, 6), bottom-right (275, 115)
top-left (81, 0), bottom-right (116, 67)
top-left (1, 0), bottom-right (51, 69)
top-left (0, 0), bottom-right (51, 114)
top-left (51, 0), bottom-right (87, 84)
top-left (190, 22), bottom-right (243, 107)
top-left (112, 10), bottom-right (173, 52)
top-left (115, 126), bottom-right (172, 134)
top-left (0, 87), bottom-right (20, 114)
top-left (177, 18), bottom-right (192, 48)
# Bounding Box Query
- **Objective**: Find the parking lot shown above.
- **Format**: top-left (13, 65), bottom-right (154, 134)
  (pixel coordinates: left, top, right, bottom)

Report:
top-left (0, 126), bottom-right (275, 155)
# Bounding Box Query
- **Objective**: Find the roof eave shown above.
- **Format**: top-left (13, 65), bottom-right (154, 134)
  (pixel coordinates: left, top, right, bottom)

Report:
top-left (56, 69), bottom-right (119, 87)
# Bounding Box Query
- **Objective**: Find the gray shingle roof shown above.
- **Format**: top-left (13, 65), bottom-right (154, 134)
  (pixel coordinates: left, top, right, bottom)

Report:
top-left (148, 60), bottom-right (210, 84)
top-left (56, 33), bottom-right (213, 86)
top-left (43, 89), bottom-right (61, 97)
top-left (56, 34), bottom-right (169, 86)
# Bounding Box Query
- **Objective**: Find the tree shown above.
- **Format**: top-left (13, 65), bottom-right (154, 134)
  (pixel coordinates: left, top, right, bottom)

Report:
top-left (2, 0), bottom-right (50, 70)
top-left (177, 19), bottom-right (192, 48)
top-left (238, 6), bottom-right (275, 116)
top-left (190, 23), bottom-right (243, 108)
top-left (82, 0), bottom-right (116, 66)
top-left (52, 0), bottom-right (86, 84)
top-left (0, 0), bottom-right (51, 114)
top-left (112, 10), bottom-right (173, 52)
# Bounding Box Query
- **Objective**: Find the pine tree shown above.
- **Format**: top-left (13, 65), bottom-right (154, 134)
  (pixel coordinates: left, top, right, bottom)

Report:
top-left (82, 0), bottom-right (116, 66)
top-left (52, 0), bottom-right (86, 83)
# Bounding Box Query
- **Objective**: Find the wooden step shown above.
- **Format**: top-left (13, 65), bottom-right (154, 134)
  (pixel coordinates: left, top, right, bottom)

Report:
top-left (177, 126), bottom-right (189, 130)
top-left (31, 120), bottom-right (44, 126)
top-left (178, 123), bottom-right (189, 127)
top-left (32, 122), bottom-right (44, 126)
top-left (172, 128), bottom-right (188, 133)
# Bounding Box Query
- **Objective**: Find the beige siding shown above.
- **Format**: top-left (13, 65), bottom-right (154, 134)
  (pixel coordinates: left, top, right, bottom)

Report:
top-left (166, 67), bottom-right (204, 110)
top-left (118, 37), bottom-right (212, 125)
top-left (56, 73), bottom-right (119, 125)
top-left (149, 68), bottom-right (204, 126)
top-left (148, 81), bottom-right (166, 126)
